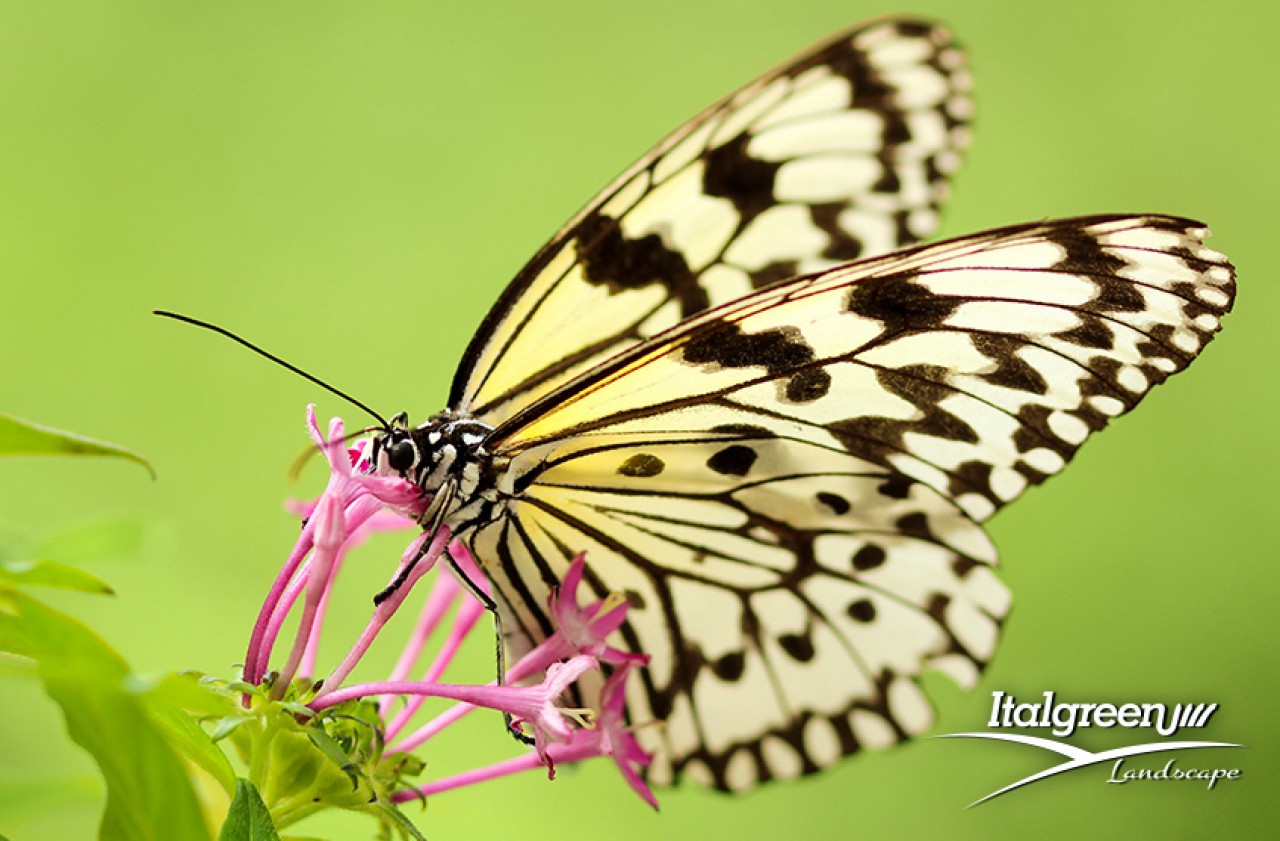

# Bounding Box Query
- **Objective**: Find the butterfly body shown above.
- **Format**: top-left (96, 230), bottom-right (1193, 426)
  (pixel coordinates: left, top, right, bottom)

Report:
top-left (367, 18), bottom-right (1234, 792)
top-left (379, 413), bottom-right (500, 531)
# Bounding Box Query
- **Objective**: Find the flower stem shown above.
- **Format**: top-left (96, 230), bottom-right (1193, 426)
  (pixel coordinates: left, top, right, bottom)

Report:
top-left (312, 526), bottom-right (450, 702)
top-left (385, 595), bottom-right (487, 740)
top-left (244, 520), bottom-right (315, 684)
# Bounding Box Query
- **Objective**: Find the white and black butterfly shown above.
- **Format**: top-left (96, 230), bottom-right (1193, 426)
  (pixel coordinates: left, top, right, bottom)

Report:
top-left (369, 18), bottom-right (1235, 792)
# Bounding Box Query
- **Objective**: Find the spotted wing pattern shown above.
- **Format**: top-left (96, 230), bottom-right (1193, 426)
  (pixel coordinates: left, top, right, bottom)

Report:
top-left (451, 18), bottom-right (973, 426)
top-left (461, 215), bottom-right (1233, 791)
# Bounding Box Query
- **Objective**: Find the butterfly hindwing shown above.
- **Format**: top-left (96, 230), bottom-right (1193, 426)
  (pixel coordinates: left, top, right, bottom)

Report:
top-left (452, 18), bottom-right (973, 426)
top-left (471, 430), bottom-right (1008, 790)
top-left (466, 215), bottom-right (1233, 790)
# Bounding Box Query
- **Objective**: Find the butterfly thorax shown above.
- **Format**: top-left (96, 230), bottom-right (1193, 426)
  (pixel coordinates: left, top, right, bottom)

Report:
top-left (374, 411), bottom-right (502, 529)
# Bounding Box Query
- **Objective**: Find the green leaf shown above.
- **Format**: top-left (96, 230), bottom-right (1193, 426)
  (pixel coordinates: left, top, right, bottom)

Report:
top-left (373, 801), bottom-right (429, 841)
top-left (0, 412), bottom-right (154, 477)
top-left (0, 650), bottom-right (38, 676)
top-left (144, 687), bottom-right (239, 797)
top-left (0, 589), bottom-right (212, 841)
top-left (0, 558), bottom-right (114, 594)
top-left (148, 670), bottom-right (242, 718)
top-left (218, 779), bottom-right (281, 841)
top-left (305, 728), bottom-right (358, 775)
top-left (209, 715), bottom-right (250, 741)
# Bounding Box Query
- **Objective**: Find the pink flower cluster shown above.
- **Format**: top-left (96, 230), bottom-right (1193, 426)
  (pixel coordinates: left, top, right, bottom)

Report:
top-left (242, 406), bottom-right (657, 808)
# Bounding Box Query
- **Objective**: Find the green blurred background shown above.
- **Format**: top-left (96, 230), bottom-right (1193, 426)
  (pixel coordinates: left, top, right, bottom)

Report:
top-left (1, 1), bottom-right (1275, 838)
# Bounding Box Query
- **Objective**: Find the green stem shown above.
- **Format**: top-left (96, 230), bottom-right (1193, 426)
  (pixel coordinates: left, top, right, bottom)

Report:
top-left (271, 796), bottom-right (328, 830)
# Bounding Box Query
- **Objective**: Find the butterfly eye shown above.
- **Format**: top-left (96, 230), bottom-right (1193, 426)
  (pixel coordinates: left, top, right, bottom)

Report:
top-left (386, 438), bottom-right (418, 472)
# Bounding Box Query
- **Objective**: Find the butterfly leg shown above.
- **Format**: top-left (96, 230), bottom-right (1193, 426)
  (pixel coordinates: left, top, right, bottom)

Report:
top-left (373, 481), bottom-right (459, 605)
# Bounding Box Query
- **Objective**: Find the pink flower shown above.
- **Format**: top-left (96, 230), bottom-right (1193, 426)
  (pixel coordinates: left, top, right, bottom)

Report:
top-left (385, 658), bottom-right (657, 808)
top-left (504, 655), bottom-right (600, 776)
top-left (245, 408), bottom-right (658, 815)
top-left (243, 406), bottom-right (426, 688)
top-left (506, 553), bottom-right (645, 682)
top-left (314, 654), bottom-right (600, 779)
top-left (546, 660), bottom-right (657, 808)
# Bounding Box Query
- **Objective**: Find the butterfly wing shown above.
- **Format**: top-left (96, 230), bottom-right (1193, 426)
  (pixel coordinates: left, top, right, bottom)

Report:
top-left (466, 437), bottom-right (1005, 790)
top-left (451, 18), bottom-right (973, 426)
top-left (466, 215), bottom-right (1233, 790)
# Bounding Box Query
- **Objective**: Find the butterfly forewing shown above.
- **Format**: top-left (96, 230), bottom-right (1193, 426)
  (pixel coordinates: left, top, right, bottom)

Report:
top-left (493, 216), bottom-right (1233, 522)
top-left (463, 214), bottom-right (1232, 790)
top-left (451, 18), bottom-right (973, 426)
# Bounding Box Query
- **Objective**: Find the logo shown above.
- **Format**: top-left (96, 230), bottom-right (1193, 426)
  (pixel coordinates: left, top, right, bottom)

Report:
top-left (938, 691), bottom-right (1244, 806)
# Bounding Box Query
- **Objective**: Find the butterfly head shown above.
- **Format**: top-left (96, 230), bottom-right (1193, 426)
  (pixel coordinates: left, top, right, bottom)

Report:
top-left (377, 411), bottom-right (419, 474)
top-left (371, 411), bottom-right (495, 498)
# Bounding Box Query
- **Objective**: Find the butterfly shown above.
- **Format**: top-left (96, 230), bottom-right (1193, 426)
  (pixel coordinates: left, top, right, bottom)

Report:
top-left (369, 17), bottom-right (1235, 792)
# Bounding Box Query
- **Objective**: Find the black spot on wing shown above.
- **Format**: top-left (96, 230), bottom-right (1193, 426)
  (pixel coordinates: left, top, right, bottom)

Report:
top-left (923, 154), bottom-right (947, 187)
top-left (711, 423), bottom-right (776, 438)
top-left (892, 210), bottom-right (915, 247)
top-left (702, 133), bottom-right (782, 221)
top-left (948, 460), bottom-right (999, 508)
top-left (712, 650), bottom-right (747, 682)
top-left (824, 362), bottom-right (984, 493)
top-left (847, 599), bottom-right (877, 623)
top-left (879, 366), bottom-right (977, 443)
top-left (852, 544), bottom-right (886, 571)
top-left (895, 512), bottom-right (934, 540)
top-left (825, 417), bottom-right (896, 465)
top-left (1058, 317), bottom-right (1116, 350)
top-left (878, 474), bottom-right (913, 499)
top-left (785, 368), bottom-right (832, 403)
top-left (749, 259), bottom-right (802, 290)
top-left (1052, 228), bottom-right (1130, 286)
top-left (682, 321), bottom-right (829, 402)
top-left (576, 212), bottom-right (709, 318)
top-left (811, 203), bottom-right (864, 263)
top-left (871, 165), bottom-right (901, 194)
top-left (880, 111), bottom-right (911, 145)
top-left (707, 445), bottom-right (758, 477)
top-left (1011, 404), bottom-right (1067, 457)
top-left (618, 453), bottom-right (665, 477)
top-left (971, 334), bottom-right (1050, 394)
top-left (778, 632), bottom-right (815, 663)
top-left (846, 276), bottom-right (960, 327)
top-left (826, 39), bottom-right (892, 110)
top-left (683, 321), bottom-right (816, 373)
top-left (816, 491), bottom-right (851, 515)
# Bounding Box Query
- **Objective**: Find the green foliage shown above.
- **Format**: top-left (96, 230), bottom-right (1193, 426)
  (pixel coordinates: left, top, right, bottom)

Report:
top-left (0, 417), bottom-right (236, 833)
top-left (218, 780), bottom-right (281, 841)
top-left (0, 558), bottom-right (428, 841)
top-left (143, 675), bottom-right (240, 797)
top-left (204, 678), bottom-right (427, 839)
top-left (0, 580), bottom-right (433, 839)
top-left (0, 558), bottom-right (114, 594)
top-left (0, 586), bottom-right (213, 841)
top-left (0, 413), bottom-right (153, 477)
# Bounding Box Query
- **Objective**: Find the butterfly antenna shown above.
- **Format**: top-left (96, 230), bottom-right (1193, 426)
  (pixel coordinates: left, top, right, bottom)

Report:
top-left (154, 310), bottom-right (391, 430)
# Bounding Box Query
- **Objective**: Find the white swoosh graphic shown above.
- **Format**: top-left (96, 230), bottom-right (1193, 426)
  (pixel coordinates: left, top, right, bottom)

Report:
top-left (935, 733), bottom-right (1244, 806)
